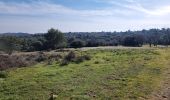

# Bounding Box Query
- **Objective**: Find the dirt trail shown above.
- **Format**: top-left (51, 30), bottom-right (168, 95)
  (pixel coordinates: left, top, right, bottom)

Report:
top-left (80, 46), bottom-right (149, 51)
top-left (150, 49), bottom-right (170, 100)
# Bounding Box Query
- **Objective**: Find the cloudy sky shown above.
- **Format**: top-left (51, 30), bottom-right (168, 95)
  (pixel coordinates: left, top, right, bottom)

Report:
top-left (1, 0), bottom-right (170, 33)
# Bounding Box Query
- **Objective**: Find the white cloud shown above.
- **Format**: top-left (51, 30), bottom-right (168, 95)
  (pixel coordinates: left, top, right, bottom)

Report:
top-left (104, 0), bottom-right (170, 16)
top-left (1, 0), bottom-right (170, 17)
top-left (0, 1), bottom-right (76, 15)
top-left (0, 1), bottom-right (147, 17)
top-left (123, 3), bottom-right (170, 16)
top-left (0, 1), bottom-right (123, 17)
top-left (1, 0), bottom-right (170, 33)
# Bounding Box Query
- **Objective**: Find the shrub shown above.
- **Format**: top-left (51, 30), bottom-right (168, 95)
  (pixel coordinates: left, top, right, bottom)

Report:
top-left (0, 51), bottom-right (65, 70)
top-left (60, 59), bottom-right (69, 66)
top-left (75, 55), bottom-right (91, 63)
top-left (0, 53), bottom-right (42, 70)
top-left (94, 61), bottom-right (100, 64)
top-left (35, 55), bottom-right (47, 62)
top-left (48, 54), bottom-right (62, 61)
top-left (0, 55), bottom-right (27, 70)
top-left (70, 39), bottom-right (86, 48)
top-left (60, 52), bottom-right (91, 66)
top-left (65, 51), bottom-right (76, 61)
top-left (0, 71), bottom-right (8, 78)
top-left (75, 56), bottom-right (85, 63)
top-left (60, 51), bottom-right (76, 66)
top-left (82, 55), bottom-right (91, 60)
top-left (35, 52), bottom-right (47, 62)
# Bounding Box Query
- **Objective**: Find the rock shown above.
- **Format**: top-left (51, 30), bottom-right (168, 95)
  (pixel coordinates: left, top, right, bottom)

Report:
top-left (162, 95), bottom-right (167, 98)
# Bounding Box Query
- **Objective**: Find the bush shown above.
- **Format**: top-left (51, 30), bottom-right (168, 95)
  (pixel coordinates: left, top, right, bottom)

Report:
top-left (0, 52), bottom-right (65, 70)
top-left (122, 35), bottom-right (144, 47)
top-left (0, 53), bottom-right (42, 70)
top-left (0, 71), bottom-right (8, 78)
top-left (35, 55), bottom-right (47, 62)
top-left (70, 39), bottom-right (86, 48)
top-left (0, 55), bottom-right (32, 70)
top-left (60, 52), bottom-right (91, 66)
top-left (75, 56), bottom-right (85, 63)
top-left (94, 61), bottom-right (100, 64)
top-left (60, 59), bottom-right (69, 66)
top-left (82, 55), bottom-right (91, 60)
top-left (48, 54), bottom-right (62, 61)
top-left (47, 54), bottom-right (63, 65)
top-left (75, 55), bottom-right (91, 63)
top-left (60, 51), bottom-right (76, 66)
top-left (35, 52), bottom-right (47, 62)
top-left (65, 51), bottom-right (76, 61)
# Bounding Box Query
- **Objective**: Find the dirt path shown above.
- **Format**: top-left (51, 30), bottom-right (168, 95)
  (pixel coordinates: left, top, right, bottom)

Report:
top-left (80, 46), bottom-right (150, 51)
top-left (150, 49), bottom-right (170, 100)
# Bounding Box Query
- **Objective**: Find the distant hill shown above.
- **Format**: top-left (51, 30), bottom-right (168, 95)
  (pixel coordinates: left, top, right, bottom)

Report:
top-left (0, 33), bottom-right (32, 37)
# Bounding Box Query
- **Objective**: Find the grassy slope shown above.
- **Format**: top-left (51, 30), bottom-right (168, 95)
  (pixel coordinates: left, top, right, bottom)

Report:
top-left (0, 48), bottom-right (170, 100)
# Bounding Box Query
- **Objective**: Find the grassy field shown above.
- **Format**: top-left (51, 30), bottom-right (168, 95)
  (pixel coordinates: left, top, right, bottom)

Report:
top-left (0, 48), bottom-right (170, 100)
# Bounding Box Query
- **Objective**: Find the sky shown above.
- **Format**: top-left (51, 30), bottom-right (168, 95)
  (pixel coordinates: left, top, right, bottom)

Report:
top-left (1, 0), bottom-right (170, 33)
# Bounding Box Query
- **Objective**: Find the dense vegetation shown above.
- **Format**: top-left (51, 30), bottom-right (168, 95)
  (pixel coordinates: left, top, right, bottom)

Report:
top-left (0, 28), bottom-right (66, 53)
top-left (66, 28), bottom-right (170, 47)
top-left (0, 28), bottom-right (170, 53)
top-left (0, 48), bottom-right (170, 99)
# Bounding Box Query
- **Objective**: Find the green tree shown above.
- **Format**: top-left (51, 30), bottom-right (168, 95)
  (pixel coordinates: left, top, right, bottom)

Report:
top-left (0, 36), bottom-right (21, 55)
top-left (122, 34), bottom-right (144, 47)
top-left (161, 34), bottom-right (170, 47)
top-left (45, 28), bottom-right (66, 50)
top-left (70, 39), bottom-right (86, 48)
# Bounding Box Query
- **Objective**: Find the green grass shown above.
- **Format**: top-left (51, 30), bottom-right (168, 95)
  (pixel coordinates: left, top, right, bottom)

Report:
top-left (0, 48), bottom-right (170, 100)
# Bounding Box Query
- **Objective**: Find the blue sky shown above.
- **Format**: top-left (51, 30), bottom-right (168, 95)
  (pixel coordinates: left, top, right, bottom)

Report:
top-left (1, 0), bottom-right (170, 33)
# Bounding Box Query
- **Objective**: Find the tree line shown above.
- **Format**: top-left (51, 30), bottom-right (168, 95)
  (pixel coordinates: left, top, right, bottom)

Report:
top-left (0, 28), bottom-right (170, 54)
top-left (67, 28), bottom-right (170, 47)
top-left (0, 28), bottom-right (66, 54)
